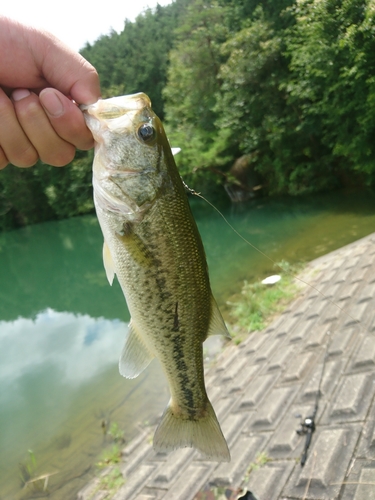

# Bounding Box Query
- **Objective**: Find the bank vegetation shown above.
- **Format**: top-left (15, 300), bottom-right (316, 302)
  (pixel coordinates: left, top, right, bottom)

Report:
top-left (1, 0), bottom-right (375, 230)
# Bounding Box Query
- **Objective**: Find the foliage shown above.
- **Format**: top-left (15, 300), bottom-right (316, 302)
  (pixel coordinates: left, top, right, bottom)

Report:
top-left (0, 163), bottom-right (54, 231)
top-left (81, 0), bottom-right (191, 119)
top-left (163, 0), bottom-right (231, 180)
top-left (228, 261), bottom-right (302, 339)
top-left (93, 447), bottom-right (125, 498)
top-left (0, 150), bottom-right (94, 231)
top-left (164, 0), bottom-right (375, 195)
top-left (96, 445), bottom-right (122, 469)
top-left (19, 449), bottom-right (38, 486)
top-left (2, 0), bottom-right (375, 231)
top-left (107, 422), bottom-right (126, 444)
top-left (284, 0), bottom-right (375, 186)
top-left (96, 467), bottom-right (125, 498)
top-left (215, 8), bottom-right (293, 193)
top-left (18, 449), bottom-right (57, 493)
top-left (243, 451), bottom-right (272, 483)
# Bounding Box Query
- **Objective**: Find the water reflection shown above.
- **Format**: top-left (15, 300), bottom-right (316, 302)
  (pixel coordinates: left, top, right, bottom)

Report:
top-left (0, 310), bottom-right (128, 492)
top-left (0, 309), bottom-right (126, 388)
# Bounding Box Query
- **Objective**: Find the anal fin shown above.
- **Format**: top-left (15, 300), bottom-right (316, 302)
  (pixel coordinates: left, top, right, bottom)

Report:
top-left (207, 295), bottom-right (231, 339)
top-left (119, 321), bottom-right (155, 379)
top-left (103, 240), bottom-right (115, 285)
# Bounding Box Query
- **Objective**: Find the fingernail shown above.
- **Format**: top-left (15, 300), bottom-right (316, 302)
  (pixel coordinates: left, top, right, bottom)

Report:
top-left (12, 89), bottom-right (31, 101)
top-left (40, 89), bottom-right (64, 117)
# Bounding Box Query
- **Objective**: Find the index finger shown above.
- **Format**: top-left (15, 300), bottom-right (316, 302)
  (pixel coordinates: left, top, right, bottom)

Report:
top-left (39, 88), bottom-right (94, 150)
top-left (31, 32), bottom-right (101, 104)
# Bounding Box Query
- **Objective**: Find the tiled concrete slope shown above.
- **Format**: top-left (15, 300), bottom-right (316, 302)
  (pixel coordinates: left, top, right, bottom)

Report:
top-left (78, 233), bottom-right (375, 500)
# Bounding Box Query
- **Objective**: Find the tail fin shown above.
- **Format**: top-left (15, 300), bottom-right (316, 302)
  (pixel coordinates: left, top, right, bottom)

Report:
top-left (153, 399), bottom-right (230, 462)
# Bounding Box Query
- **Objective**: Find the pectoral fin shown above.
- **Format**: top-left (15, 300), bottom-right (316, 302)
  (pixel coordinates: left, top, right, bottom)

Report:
top-left (119, 321), bottom-right (155, 379)
top-left (116, 222), bottom-right (153, 268)
top-left (103, 241), bottom-right (115, 285)
top-left (207, 296), bottom-right (231, 339)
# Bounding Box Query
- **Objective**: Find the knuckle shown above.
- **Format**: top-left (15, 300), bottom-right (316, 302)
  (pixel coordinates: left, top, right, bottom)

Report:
top-left (77, 134), bottom-right (94, 151)
top-left (16, 99), bottom-right (40, 120)
top-left (41, 146), bottom-right (75, 167)
top-left (12, 145), bottom-right (39, 167)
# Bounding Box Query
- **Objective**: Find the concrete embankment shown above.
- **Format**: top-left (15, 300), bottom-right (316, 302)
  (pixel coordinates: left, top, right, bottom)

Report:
top-left (78, 232), bottom-right (375, 500)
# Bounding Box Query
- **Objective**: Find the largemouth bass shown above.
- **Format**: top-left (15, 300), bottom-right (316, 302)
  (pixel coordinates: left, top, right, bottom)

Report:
top-left (82, 93), bottom-right (230, 462)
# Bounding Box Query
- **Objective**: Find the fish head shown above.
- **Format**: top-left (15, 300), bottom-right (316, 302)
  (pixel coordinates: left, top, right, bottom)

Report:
top-left (82, 93), bottom-right (172, 221)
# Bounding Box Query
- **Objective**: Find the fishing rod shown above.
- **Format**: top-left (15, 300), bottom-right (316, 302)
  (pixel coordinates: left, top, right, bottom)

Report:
top-left (297, 406), bottom-right (317, 466)
top-left (296, 337), bottom-right (330, 466)
top-left (237, 490), bottom-right (258, 500)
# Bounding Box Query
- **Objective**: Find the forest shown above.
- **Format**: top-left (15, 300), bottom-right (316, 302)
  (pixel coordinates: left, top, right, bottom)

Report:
top-left (1, 0), bottom-right (375, 230)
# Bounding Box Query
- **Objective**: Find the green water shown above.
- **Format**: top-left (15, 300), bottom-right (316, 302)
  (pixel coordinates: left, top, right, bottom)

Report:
top-left (1, 188), bottom-right (375, 499)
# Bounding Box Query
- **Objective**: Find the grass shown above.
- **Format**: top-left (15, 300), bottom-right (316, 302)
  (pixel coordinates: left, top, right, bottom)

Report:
top-left (228, 261), bottom-right (303, 343)
top-left (243, 452), bottom-right (272, 483)
top-left (88, 422), bottom-right (127, 498)
top-left (96, 445), bottom-right (122, 469)
top-left (19, 449), bottom-right (37, 486)
top-left (107, 422), bottom-right (125, 444)
top-left (18, 449), bottom-right (57, 494)
top-left (97, 467), bottom-right (125, 498)
top-left (91, 446), bottom-right (126, 499)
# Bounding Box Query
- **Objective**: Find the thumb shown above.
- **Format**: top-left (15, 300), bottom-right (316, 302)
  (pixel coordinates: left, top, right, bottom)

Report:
top-left (30, 28), bottom-right (101, 105)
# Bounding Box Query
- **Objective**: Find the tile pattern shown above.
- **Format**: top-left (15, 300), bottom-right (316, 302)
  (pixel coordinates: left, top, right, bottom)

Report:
top-left (78, 233), bottom-right (375, 500)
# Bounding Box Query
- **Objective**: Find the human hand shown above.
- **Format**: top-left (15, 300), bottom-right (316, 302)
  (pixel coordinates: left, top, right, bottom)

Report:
top-left (0, 16), bottom-right (101, 170)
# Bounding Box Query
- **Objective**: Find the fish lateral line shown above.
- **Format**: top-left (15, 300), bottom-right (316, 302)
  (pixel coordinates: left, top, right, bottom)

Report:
top-left (183, 182), bottom-right (361, 329)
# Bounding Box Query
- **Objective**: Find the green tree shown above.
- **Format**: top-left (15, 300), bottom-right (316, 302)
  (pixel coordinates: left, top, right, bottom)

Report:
top-left (217, 5), bottom-right (336, 195)
top-left (163, 0), bottom-right (230, 184)
top-left (81, 1), bottom-right (190, 118)
top-left (0, 150), bottom-right (94, 231)
top-left (285, 0), bottom-right (375, 188)
top-left (0, 164), bottom-right (53, 231)
top-left (215, 9), bottom-right (291, 192)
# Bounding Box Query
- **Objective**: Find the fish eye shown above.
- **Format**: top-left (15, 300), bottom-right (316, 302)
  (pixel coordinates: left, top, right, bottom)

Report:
top-left (137, 123), bottom-right (155, 143)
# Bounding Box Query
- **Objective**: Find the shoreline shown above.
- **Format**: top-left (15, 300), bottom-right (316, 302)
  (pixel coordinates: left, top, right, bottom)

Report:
top-left (78, 232), bottom-right (375, 500)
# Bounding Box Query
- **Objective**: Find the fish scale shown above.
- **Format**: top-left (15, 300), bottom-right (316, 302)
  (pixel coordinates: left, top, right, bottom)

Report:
top-left (82, 92), bottom-right (230, 462)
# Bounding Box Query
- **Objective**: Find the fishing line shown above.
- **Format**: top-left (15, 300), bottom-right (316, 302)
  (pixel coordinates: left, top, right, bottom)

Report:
top-left (185, 185), bottom-right (360, 327)
top-left (184, 187), bottom-right (356, 470)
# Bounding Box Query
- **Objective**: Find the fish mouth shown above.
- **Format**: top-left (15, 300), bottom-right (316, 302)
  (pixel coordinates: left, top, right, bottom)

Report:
top-left (80, 93), bottom-right (151, 120)
top-left (81, 93), bottom-right (153, 140)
